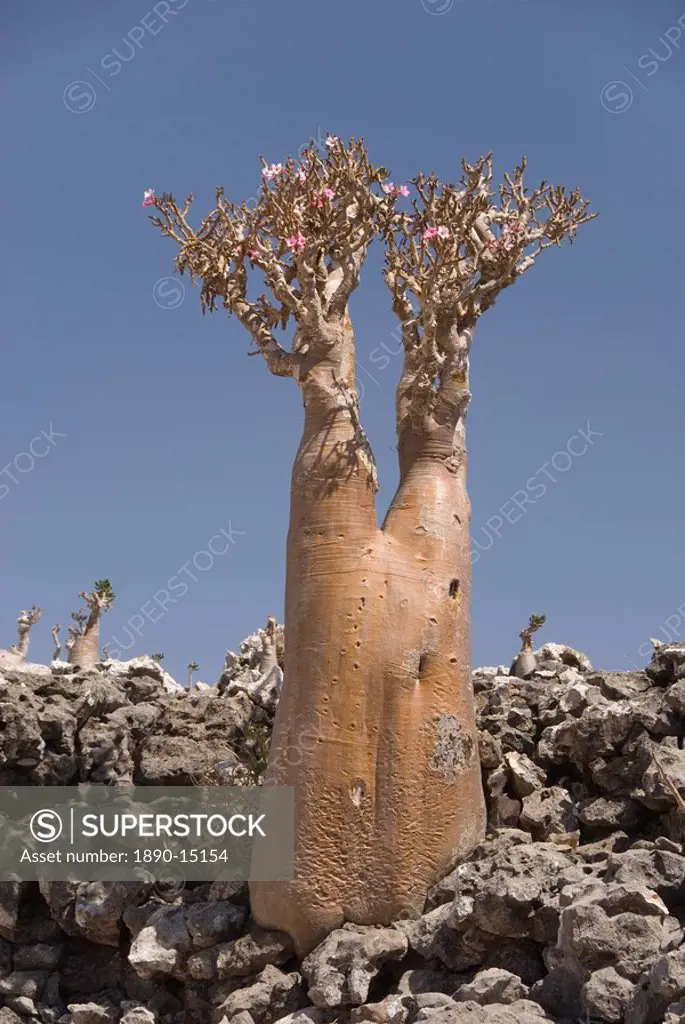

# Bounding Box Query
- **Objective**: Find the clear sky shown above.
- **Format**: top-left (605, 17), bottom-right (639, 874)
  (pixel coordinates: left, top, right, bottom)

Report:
top-left (3, 0), bottom-right (684, 683)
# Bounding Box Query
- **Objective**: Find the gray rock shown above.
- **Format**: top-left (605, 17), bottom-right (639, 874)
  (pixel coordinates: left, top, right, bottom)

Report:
top-left (478, 732), bottom-right (502, 769)
top-left (186, 900), bottom-right (247, 948)
top-left (214, 964), bottom-right (307, 1024)
top-left (120, 1005), bottom-right (157, 1024)
top-left (268, 1011), bottom-right (334, 1024)
top-left (581, 966), bottom-right (633, 1022)
top-left (0, 882), bottom-right (23, 939)
top-left (607, 846), bottom-right (685, 903)
top-left (414, 998), bottom-right (555, 1023)
top-left (0, 969), bottom-right (48, 998)
top-left (504, 752), bottom-right (545, 798)
top-left (186, 923), bottom-right (292, 982)
top-left (646, 642), bottom-right (685, 685)
top-left (66, 1004), bottom-right (120, 1024)
top-left (519, 787), bottom-right (578, 841)
top-left (454, 968), bottom-right (528, 1005)
top-left (578, 796), bottom-right (643, 830)
top-left (469, 841), bottom-right (576, 944)
top-left (555, 881), bottom-right (682, 983)
top-left (665, 678), bottom-right (685, 715)
top-left (538, 702), bottom-right (635, 763)
top-left (128, 906), bottom-right (191, 979)
top-left (12, 943), bottom-right (61, 971)
top-left (535, 642), bottom-right (592, 672)
top-left (625, 948), bottom-right (685, 1024)
top-left (302, 924), bottom-right (408, 1007)
top-left (0, 1009), bottom-right (25, 1024)
top-left (4, 996), bottom-right (37, 1017)
top-left (351, 992), bottom-right (456, 1024)
top-left (395, 968), bottom-right (465, 996)
top-left (400, 904), bottom-right (487, 972)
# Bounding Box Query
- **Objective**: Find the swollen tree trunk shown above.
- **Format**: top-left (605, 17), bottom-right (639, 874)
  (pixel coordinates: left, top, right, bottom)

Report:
top-left (250, 321), bottom-right (486, 956)
top-left (68, 615), bottom-right (101, 669)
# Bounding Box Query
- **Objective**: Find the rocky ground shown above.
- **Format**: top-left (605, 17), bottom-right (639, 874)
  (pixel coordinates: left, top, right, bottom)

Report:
top-left (1, 635), bottom-right (685, 1024)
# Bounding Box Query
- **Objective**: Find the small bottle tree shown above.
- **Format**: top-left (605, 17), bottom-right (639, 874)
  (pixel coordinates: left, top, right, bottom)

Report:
top-left (10, 607), bottom-right (41, 660)
top-left (512, 613), bottom-right (547, 679)
top-left (67, 580), bottom-right (116, 670)
top-left (187, 661), bottom-right (199, 690)
top-left (51, 624), bottom-right (62, 662)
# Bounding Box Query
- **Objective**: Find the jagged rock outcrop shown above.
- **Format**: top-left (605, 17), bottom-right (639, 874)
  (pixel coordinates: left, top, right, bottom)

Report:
top-left (1, 638), bottom-right (685, 1022)
top-left (217, 618), bottom-right (284, 715)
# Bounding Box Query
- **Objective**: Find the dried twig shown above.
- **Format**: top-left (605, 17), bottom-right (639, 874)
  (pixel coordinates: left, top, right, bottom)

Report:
top-left (652, 748), bottom-right (685, 813)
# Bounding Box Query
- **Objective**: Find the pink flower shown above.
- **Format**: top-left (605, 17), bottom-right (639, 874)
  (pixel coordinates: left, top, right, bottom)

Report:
top-left (262, 163), bottom-right (284, 181)
top-left (142, 189), bottom-right (155, 207)
top-left (297, 168), bottom-right (307, 183)
top-left (286, 234), bottom-right (307, 253)
top-left (325, 135), bottom-right (340, 150)
top-left (382, 183), bottom-right (410, 199)
top-left (248, 249), bottom-right (260, 260)
top-left (311, 188), bottom-right (336, 208)
top-left (423, 225), bottom-right (450, 242)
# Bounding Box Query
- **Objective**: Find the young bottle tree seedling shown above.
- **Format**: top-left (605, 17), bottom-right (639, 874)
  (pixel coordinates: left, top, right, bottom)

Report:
top-left (10, 606), bottom-right (41, 660)
top-left (51, 624), bottom-right (62, 662)
top-left (512, 613), bottom-right (547, 679)
top-left (147, 136), bottom-right (594, 954)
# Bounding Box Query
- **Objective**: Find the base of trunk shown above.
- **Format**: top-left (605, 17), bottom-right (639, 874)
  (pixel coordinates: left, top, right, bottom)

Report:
top-left (249, 529), bottom-right (486, 956)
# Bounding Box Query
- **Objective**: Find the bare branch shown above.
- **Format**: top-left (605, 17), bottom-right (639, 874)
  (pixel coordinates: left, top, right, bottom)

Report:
top-left (382, 155), bottom-right (596, 433)
top-left (147, 136), bottom-right (392, 375)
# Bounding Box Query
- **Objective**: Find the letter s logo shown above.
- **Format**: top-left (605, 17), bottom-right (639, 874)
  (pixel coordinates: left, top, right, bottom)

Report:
top-left (30, 809), bottom-right (63, 842)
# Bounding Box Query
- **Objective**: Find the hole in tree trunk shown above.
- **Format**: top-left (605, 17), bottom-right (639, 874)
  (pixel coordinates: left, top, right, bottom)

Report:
top-left (350, 781), bottom-right (365, 807)
top-left (449, 579), bottom-right (460, 598)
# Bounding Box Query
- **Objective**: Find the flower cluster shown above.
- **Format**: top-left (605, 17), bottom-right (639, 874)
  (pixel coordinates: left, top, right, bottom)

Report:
top-left (262, 163), bottom-right (284, 181)
top-left (142, 189), bottom-right (156, 207)
top-left (381, 182), bottom-right (410, 198)
top-left (423, 225), bottom-right (450, 242)
top-left (286, 234), bottom-right (307, 253)
top-left (311, 187), bottom-right (336, 208)
top-left (486, 220), bottom-right (526, 252)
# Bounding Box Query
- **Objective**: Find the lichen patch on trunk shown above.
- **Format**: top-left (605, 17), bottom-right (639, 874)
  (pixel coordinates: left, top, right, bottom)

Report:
top-left (429, 713), bottom-right (475, 782)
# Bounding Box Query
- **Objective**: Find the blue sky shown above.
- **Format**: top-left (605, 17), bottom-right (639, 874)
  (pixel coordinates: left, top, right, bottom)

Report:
top-left (3, 0), bottom-right (685, 683)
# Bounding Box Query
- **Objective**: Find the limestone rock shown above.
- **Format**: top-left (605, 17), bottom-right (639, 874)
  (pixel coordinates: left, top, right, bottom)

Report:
top-left (519, 787), bottom-right (578, 841)
top-left (213, 964), bottom-right (307, 1024)
top-left (625, 949), bottom-right (685, 1024)
top-left (534, 642), bottom-right (592, 672)
top-left (581, 966), bottom-right (633, 1023)
top-left (454, 968), bottom-right (528, 1005)
top-left (127, 907), bottom-right (191, 979)
top-left (302, 924), bottom-right (408, 1007)
top-left (186, 923), bottom-right (292, 982)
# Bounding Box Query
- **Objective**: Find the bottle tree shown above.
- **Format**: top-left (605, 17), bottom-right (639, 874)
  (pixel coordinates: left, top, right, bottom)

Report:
top-left (147, 137), bottom-right (594, 954)
top-left (67, 580), bottom-right (116, 670)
